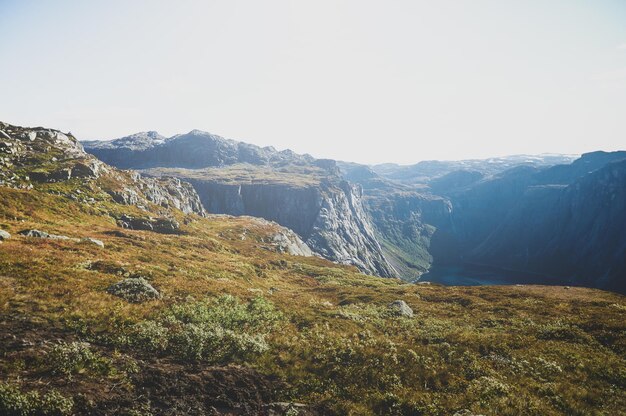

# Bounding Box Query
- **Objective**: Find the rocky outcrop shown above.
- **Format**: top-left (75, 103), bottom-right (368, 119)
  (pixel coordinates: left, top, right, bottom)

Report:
top-left (117, 215), bottom-right (181, 234)
top-left (81, 237), bottom-right (104, 248)
top-left (107, 277), bottom-right (161, 303)
top-left (109, 172), bottom-right (206, 216)
top-left (19, 229), bottom-right (75, 240)
top-left (0, 121), bottom-right (206, 218)
top-left (270, 229), bottom-right (314, 257)
top-left (388, 300), bottom-right (414, 317)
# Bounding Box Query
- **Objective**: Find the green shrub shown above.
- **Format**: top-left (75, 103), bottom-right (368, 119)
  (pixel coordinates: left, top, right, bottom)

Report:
top-left (130, 295), bottom-right (282, 363)
top-left (0, 382), bottom-right (73, 416)
top-left (537, 321), bottom-right (594, 344)
top-left (46, 341), bottom-right (112, 379)
top-left (468, 376), bottom-right (510, 401)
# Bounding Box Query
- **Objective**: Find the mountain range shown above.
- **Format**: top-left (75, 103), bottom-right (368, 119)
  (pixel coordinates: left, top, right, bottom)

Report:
top-left (85, 130), bottom-right (626, 293)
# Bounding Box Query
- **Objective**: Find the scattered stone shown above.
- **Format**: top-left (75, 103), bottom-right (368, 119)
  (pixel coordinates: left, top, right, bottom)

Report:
top-left (18, 229), bottom-right (74, 240)
top-left (117, 215), bottom-right (181, 234)
top-left (388, 300), bottom-right (414, 317)
top-left (564, 286), bottom-right (571, 290)
top-left (81, 237), bottom-right (104, 248)
top-left (0, 229), bottom-right (10, 241)
top-left (107, 277), bottom-right (161, 303)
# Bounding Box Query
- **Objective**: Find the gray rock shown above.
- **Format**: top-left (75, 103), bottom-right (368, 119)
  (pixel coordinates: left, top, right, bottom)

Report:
top-left (70, 161), bottom-right (103, 178)
top-left (107, 277), bottom-right (161, 303)
top-left (0, 229), bottom-right (10, 240)
top-left (18, 229), bottom-right (74, 240)
top-left (271, 229), bottom-right (313, 257)
top-left (117, 215), bottom-right (181, 234)
top-left (81, 237), bottom-right (104, 248)
top-left (388, 300), bottom-right (414, 317)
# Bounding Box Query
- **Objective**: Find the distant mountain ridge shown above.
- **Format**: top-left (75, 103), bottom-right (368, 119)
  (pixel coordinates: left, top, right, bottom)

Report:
top-left (85, 130), bottom-right (626, 292)
top-left (84, 130), bottom-right (317, 170)
top-left (370, 154), bottom-right (579, 185)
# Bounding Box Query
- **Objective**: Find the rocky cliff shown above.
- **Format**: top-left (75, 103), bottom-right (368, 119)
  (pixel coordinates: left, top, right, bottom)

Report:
top-left (0, 121), bottom-right (206, 219)
top-left (466, 159), bottom-right (626, 292)
top-left (430, 151), bottom-right (626, 292)
top-left (85, 131), bottom-right (395, 277)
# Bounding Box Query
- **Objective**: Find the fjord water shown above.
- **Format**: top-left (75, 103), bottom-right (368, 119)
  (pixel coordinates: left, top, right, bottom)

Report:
top-left (419, 264), bottom-right (555, 286)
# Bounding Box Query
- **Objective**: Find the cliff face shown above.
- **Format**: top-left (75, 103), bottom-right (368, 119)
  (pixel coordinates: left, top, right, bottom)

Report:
top-left (85, 131), bottom-right (395, 277)
top-left (428, 152), bottom-right (626, 292)
top-left (467, 160), bottom-right (626, 292)
top-left (176, 176), bottom-right (395, 277)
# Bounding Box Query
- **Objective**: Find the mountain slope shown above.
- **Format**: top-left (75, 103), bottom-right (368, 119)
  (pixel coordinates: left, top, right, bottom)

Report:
top-left (470, 159), bottom-right (626, 292)
top-left (430, 152), bottom-right (626, 292)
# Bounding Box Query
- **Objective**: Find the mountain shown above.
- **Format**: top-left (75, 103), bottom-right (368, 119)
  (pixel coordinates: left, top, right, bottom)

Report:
top-left (85, 131), bottom-right (395, 277)
top-left (86, 130), bottom-right (626, 291)
top-left (2, 121), bottom-right (624, 416)
top-left (430, 151), bottom-right (626, 293)
top-left (84, 129), bottom-right (315, 169)
top-left (372, 154), bottom-right (578, 186)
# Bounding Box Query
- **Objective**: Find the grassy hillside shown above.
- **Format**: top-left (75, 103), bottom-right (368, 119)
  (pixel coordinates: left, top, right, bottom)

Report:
top-left (1, 185), bottom-right (624, 415)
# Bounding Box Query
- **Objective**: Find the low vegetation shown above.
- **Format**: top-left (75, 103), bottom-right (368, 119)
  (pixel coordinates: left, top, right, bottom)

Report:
top-left (0, 185), bottom-right (624, 415)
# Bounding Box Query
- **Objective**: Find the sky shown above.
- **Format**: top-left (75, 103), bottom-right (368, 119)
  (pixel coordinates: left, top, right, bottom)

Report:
top-left (1, 1), bottom-right (625, 164)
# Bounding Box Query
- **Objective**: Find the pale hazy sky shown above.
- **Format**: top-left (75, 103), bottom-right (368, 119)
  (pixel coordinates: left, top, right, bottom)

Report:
top-left (1, 1), bottom-right (625, 164)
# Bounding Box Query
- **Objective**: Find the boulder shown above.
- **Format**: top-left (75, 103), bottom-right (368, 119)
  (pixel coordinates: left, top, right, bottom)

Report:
top-left (0, 229), bottom-right (10, 241)
top-left (117, 215), bottom-right (181, 234)
top-left (81, 237), bottom-right (104, 248)
top-left (106, 277), bottom-right (161, 303)
top-left (388, 300), bottom-right (414, 318)
top-left (71, 161), bottom-right (101, 178)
